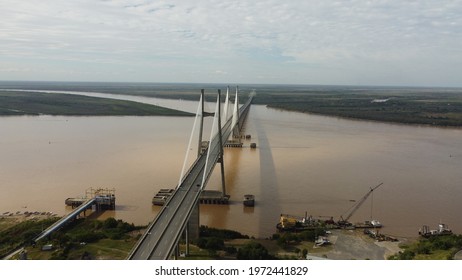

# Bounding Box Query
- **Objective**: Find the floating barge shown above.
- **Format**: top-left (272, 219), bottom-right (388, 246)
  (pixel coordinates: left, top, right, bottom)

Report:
top-left (364, 229), bottom-right (398, 242)
top-left (354, 220), bottom-right (383, 229)
top-left (276, 213), bottom-right (384, 232)
top-left (277, 214), bottom-right (338, 231)
top-left (152, 189), bottom-right (174, 206)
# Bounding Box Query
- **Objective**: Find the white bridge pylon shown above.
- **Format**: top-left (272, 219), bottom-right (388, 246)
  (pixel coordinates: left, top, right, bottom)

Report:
top-left (178, 87), bottom-right (240, 190)
top-left (177, 93), bottom-right (203, 188)
top-left (223, 86), bottom-right (230, 124)
top-left (231, 86), bottom-right (240, 137)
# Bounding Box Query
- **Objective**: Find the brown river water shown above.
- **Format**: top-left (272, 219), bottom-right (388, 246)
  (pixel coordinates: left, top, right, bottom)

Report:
top-left (0, 92), bottom-right (461, 238)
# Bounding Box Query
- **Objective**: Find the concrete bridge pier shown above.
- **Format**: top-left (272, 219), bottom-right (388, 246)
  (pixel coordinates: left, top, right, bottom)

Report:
top-left (184, 202), bottom-right (200, 256)
top-left (189, 203), bottom-right (200, 239)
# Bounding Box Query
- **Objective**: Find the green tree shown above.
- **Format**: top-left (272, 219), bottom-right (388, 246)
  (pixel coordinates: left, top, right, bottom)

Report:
top-left (416, 243), bottom-right (431, 255)
top-left (196, 238), bottom-right (207, 249)
top-left (205, 237), bottom-right (225, 251)
top-left (103, 218), bottom-right (118, 229)
top-left (237, 242), bottom-right (275, 260)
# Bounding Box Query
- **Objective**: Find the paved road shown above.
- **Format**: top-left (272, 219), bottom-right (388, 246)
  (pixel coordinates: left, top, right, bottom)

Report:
top-left (129, 98), bottom-right (251, 260)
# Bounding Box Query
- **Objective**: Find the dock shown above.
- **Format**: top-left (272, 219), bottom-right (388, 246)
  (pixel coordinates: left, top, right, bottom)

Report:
top-left (153, 189), bottom-right (229, 205)
top-left (199, 190), bottom-right (230, 204)
top-left (224, 141), bottom-right (243, 148)
top-left (65, 188), bottom-right (115, 211)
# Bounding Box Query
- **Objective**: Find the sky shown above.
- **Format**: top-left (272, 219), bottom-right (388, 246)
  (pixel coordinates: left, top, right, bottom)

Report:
top-left (1, 0), bottom-right (462, 87)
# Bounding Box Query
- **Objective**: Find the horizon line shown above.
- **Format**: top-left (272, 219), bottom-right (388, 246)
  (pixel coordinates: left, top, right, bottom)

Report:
top-left (0, 80), bottom-right (462, 90)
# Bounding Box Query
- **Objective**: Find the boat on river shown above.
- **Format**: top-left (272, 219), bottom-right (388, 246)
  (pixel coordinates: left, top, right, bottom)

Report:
top-left (419, 223), bottom-right (453, 237)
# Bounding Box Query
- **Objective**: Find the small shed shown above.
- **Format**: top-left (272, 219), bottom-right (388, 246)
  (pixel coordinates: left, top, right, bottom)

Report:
top-left (41, 244), bottom-right (53, 251)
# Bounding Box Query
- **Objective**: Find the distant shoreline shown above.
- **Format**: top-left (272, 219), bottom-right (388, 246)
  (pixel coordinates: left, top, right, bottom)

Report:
top-left (1, 82), bottom-right (461, 127)
top-left (266, 104), bottom-right (462, 129)
top-left (0, 90), bottom-right (193, 117)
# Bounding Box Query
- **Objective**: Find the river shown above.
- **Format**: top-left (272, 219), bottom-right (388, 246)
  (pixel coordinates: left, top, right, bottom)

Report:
top-left (0, 90), bottom-right (461, 238)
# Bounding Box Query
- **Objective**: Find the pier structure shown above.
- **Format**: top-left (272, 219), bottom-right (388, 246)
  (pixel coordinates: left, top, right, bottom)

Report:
top-left (153, 188), bottom-right (229, 205)
top-left (34, 187), bottom-right (115, 243)
top-left (65, 187), bottom-right (115, 211)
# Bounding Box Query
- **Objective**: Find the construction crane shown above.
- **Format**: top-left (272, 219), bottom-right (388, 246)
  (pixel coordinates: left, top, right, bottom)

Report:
top-left (339, 183), bottom-right (384, 226)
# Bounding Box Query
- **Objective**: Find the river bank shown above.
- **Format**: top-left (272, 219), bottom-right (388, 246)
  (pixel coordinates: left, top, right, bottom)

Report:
top-left (0, 215), bottom-right (404, 260)
top-left (6, 214), bottom-right (462, 260)
top-left (0, 210), bottom-right (57, 228)
top-left (0, 90), bottom-right (193, 116)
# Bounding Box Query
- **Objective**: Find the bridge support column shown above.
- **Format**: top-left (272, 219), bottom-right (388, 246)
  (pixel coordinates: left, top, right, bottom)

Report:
top-left (218, 156), bottom-right (226, 196)
top-left (174, 243), bottom-right (180, 260)
top-left (189, 202), bottom-right (200, 240)
top-left (185, 222), bottom-right (190, 256)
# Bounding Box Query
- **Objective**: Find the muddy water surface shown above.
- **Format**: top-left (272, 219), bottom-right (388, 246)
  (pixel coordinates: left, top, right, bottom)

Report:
top-left (1, 92), bottom-right (461, 238)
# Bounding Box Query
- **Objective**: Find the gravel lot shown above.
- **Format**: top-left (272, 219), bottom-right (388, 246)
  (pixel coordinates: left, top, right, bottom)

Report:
top-left (310, 230), bottom-right (404, 260)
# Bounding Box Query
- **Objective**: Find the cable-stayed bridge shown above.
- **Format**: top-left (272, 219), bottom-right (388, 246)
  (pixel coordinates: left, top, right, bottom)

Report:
top-left (128, 88), bottom-right (253, 260)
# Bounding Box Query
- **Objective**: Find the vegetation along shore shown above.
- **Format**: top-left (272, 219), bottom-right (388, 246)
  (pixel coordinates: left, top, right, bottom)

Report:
top-left (3, 214), bottom-right (461, 260)
top-left (0, 90), bottom-right (193, 117)
top-left (2, 82), bottom-right (461, 127)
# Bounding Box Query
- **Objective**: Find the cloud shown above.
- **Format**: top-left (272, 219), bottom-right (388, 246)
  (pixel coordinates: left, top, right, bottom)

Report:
top-left (214, 70), bottom-right (227, 75)
top-left (0, 67), bottom-right (33, 73)
top-left (1, 0), bottom-right (461, 86)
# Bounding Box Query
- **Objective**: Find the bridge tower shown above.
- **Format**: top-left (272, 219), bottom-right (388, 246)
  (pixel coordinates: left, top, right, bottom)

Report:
top-left (184, 89), bottom-right (229, 256)
top-left (185, 89), bottom-right (205, 251)
top-left (232, 86), bottom-right (240, 138)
